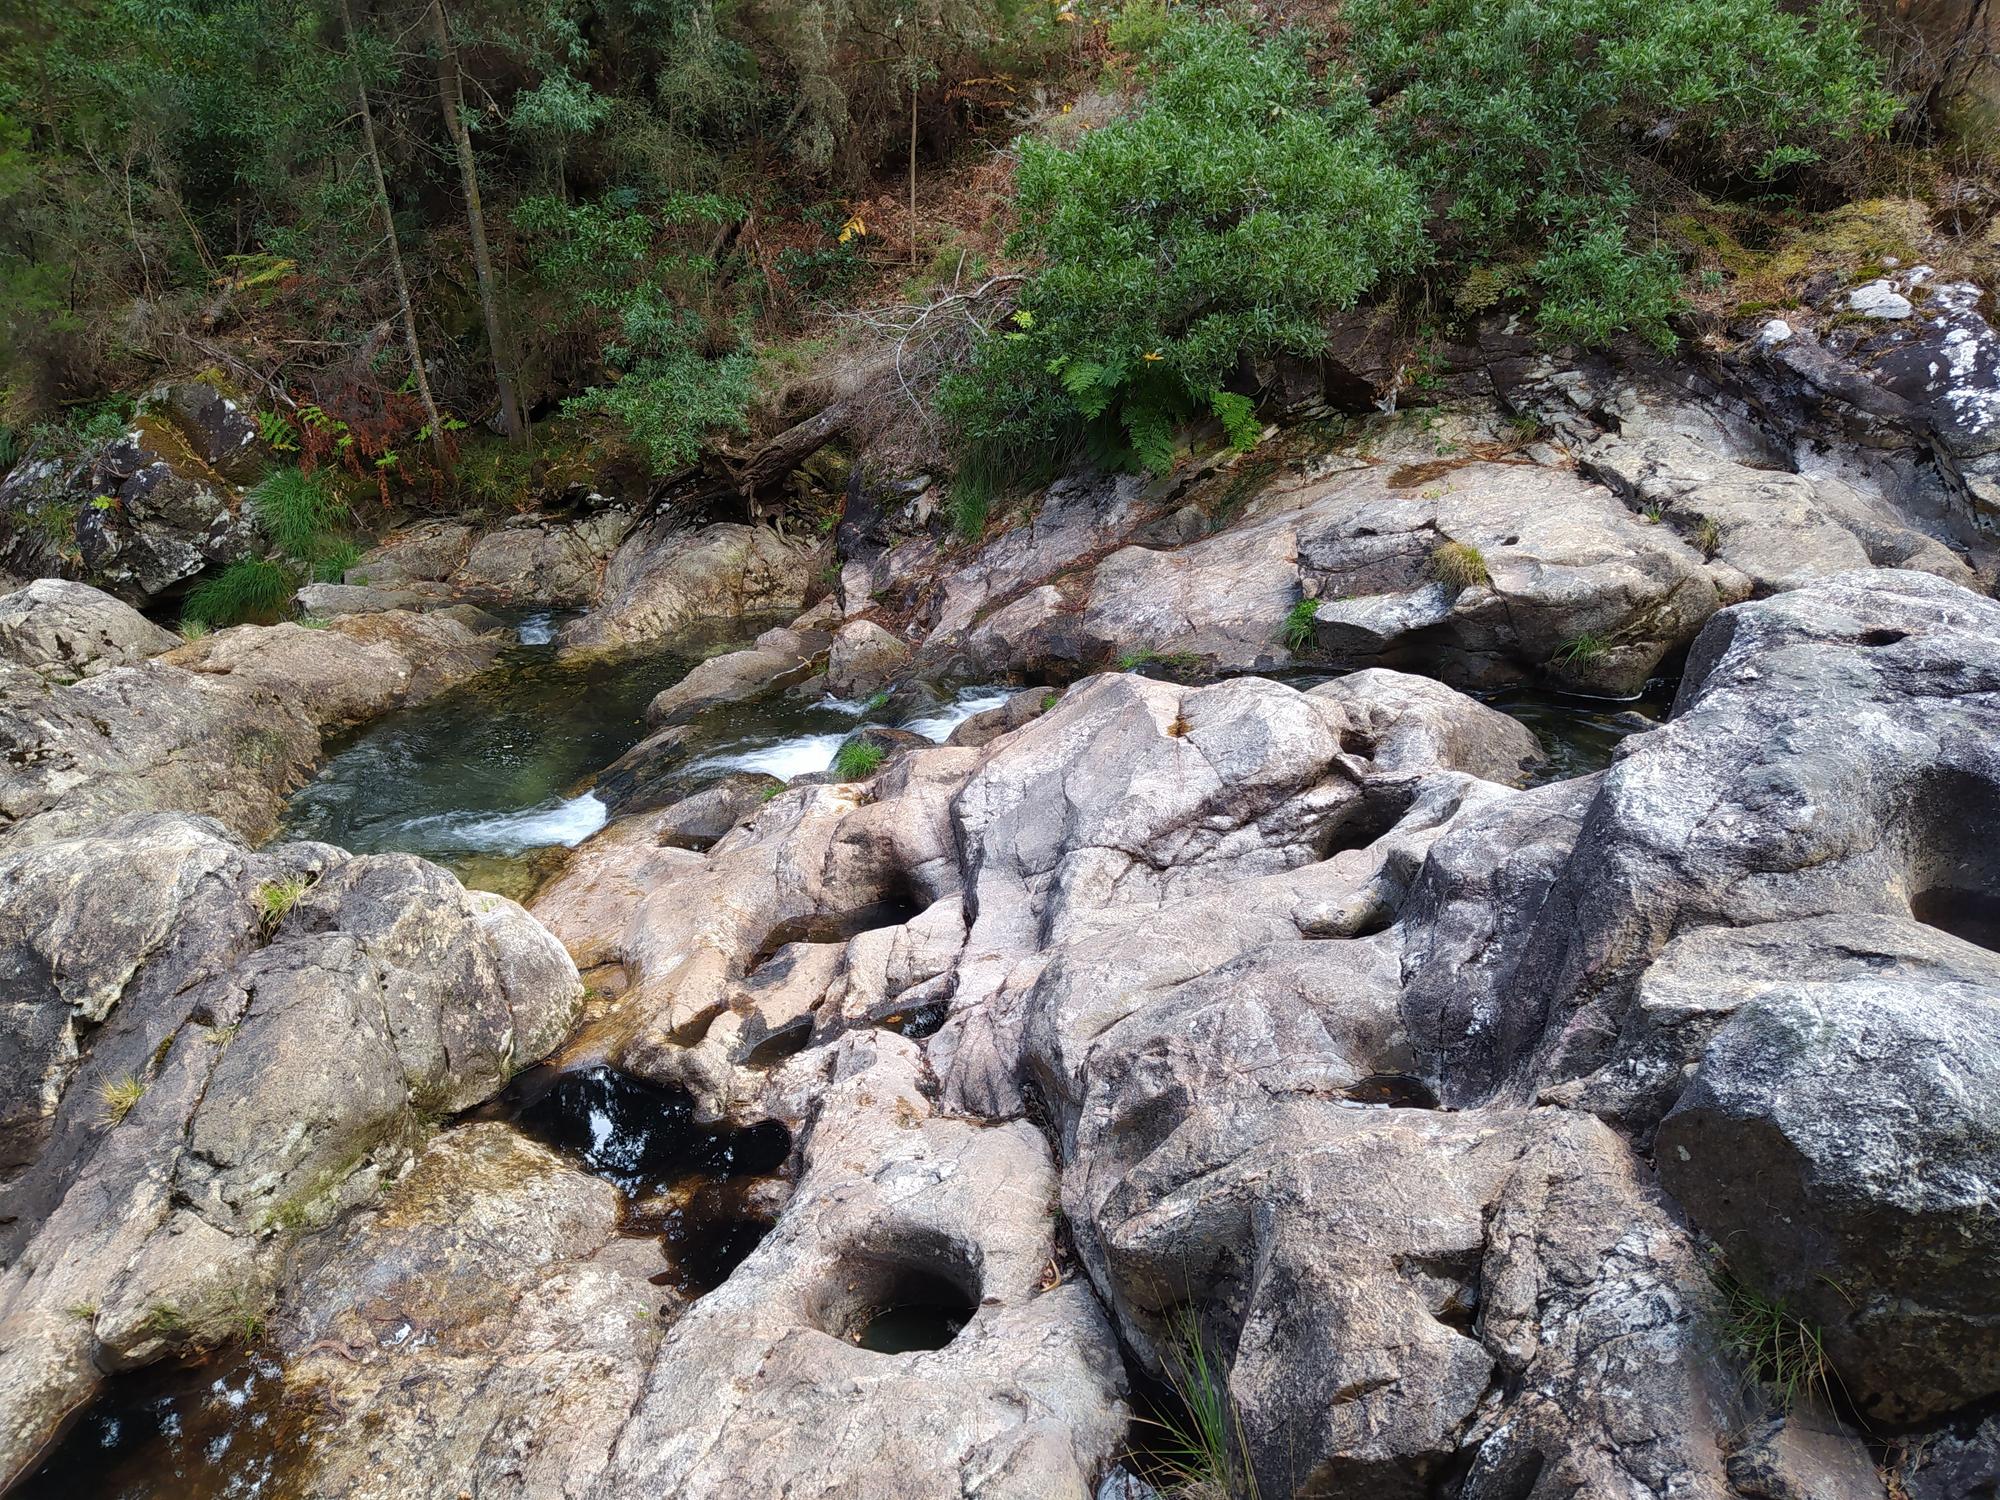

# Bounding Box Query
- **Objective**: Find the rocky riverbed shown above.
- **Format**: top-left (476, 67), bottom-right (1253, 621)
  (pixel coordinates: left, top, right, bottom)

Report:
top-left (3, 302), bottom-right (2000, 1500)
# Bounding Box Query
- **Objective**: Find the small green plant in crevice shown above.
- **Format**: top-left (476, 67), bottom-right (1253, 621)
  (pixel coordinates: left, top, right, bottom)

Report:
top-left (178, 616), bottom-right (211, 641)
top-left (65, 1302), bottom-right (98, 1323)
top-left (1641, 503), bottom-right (1666, 524)
top-left (1136, 1305), bottom-right (1262, 1499)
top-left (1428, 540), bottom-right (1490, 590)
top-left (1039, 690), bottom-right (1060, 712)
top-left (1280, 597), bottom-right (1320, 652)
top-left (1553, 632), bottom-right (1610, 667)
top-left (1692, 515), bottom-right (1723, 557)
top-left (833, 740), bottom-right (887, 781)
top-left (949, 476), bottom-right (991, 543)
top-left (1715, 1271), bottom-right (1837, 1411)
top-left (255, 873), bottom-right (313, 928)
top-left (182, 558), bottom-right (297, 628)
top-left (759, 784), bottom-right (785, 803)
top-left (100, 1073), bottom-right (146, 1124)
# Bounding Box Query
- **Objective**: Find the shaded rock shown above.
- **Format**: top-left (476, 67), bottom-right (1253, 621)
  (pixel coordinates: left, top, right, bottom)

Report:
top-left (1658, 980), bottom-right (2000, 1424)
top-left (0, 815), bottom-right (581, 1488)
top-left (0, 579), bottom-right (179, 679)
top-left (962, 586), bottom-right (1096, 681)
top-left (563, 520), bottom-right (815, 651)
top-left (946, 685), bottom-right (1059, 748)
top-left (0, 422), bottom-right (259, 607)
top-left (654, 772), bottom-right (782, 849)
top-left (142, 380), bottom-right (265, 484)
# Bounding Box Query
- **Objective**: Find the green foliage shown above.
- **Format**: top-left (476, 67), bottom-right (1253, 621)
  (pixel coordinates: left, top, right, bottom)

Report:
top-left (1139, 1306), bottom-right (1261, 1498)
top-left (563, 299), bottom-right (755, 473)
top-left (1281, 598), bottom-right (1319, 651)
top-left (832, 739), bottom-right (888, 781)
top-left (1552, 632), bottom-right (1610, 666)
top-left (249, 468), bottom-right (343, 560)
top-left (314, 539), bottom-right (364, 584)
top-left (943, 16), bottom-right (1424, 480)
top-left (1107, 0), bottom-right (1177, 56)
top-left (1349, 0), bottom-right (1899, 347)
top-left (1714, 1271), bottom-right (1836, 1411)
top-left (0, 424), bottom-right (18, 473)
top-left (776, 204), bottom-right (871, 300)
top-left (183, 558), bottom-right (298, 628)
top-left (255, 873), bottom-right (313, 927)
top-left (1428, 540), bottom-right (1490, 589)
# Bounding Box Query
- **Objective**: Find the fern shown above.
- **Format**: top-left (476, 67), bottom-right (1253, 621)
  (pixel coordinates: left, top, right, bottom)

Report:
top-left (1210, 390), bottom-right (1261, 453)
top-left (1125, 401), bottom-right (1178, 477)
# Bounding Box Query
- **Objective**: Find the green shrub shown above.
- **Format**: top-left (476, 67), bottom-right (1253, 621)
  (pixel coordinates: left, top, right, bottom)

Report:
top-left (561, 296), bottom-right (754, 473)
top-left (1349, 0), bottom-right (1898, 348)
top-left (941, 16), bottom-right (1424, 481)
top-left (255, 873), bottom-right (312, 926)
top-left (183, 558), bottom-right (298, 627)
top-left (832, 739), bottom-right (887, 780)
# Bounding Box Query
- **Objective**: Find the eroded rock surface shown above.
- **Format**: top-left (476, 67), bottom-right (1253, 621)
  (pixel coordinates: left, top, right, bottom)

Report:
top-left (0, 814), bottom-right (580, 1489)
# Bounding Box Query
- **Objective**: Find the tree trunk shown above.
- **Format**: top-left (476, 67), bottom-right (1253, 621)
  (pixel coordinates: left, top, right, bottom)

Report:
top-left (908, 76), bottom-right (919, 268)
top-left (339, 0), bottom-right (446, 464)
top-left (430, 0), bottom-right (527, 444)
top-left (732, 399), bottom-right (854, 495)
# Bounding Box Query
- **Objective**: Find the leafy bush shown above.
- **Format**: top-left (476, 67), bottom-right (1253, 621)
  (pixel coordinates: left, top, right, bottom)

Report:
top-left (941, 16), bottom-right (1424, 479)
top-left (183, 558), bottom-right (297, 627)
top-left (562, 296), bottom-right (755, 472)
top-left (1349, 0), bottom-right (1898, 348)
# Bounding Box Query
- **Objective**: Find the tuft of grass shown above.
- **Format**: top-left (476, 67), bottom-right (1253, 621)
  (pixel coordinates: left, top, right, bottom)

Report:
top-left (183, 557), bottom-right (298, 627)
top-left (950, 478), bottom-right (990, 542)
top-left (178, 616), bottom-right (211, 641)
top-left (1692, 515), bottom-right (1722, 557)
top-left (1039, 691), bottom-right (1059, 712)
top-left (1715, 1271), bottom-right (1837, 1411)
top-left (255, 873), bottom-right (312, 927)
top-left (100, 1073), bottom-right (146, 1124)
top-left (296, 614), bottom-right (331, 630)
top-left (1137, 1305), bottom-right (1261, 1499)
top-left (833, 740), bottom-right (887, 781)
top-left (249, 467), bottom-right (345, 559)
top-left (1428, 540), bottom-right (1490, 590)
top-left (1280, 597), bottom-right (1319, 652)
top-left (313, 538), bottom-right (364, 584)
top-left (66, 1302), bottom-right (98, 1322)
top-left (1552, 632), bottom-right (1610, 666)
top-left (1641, 503), bottom-right (1665, 524)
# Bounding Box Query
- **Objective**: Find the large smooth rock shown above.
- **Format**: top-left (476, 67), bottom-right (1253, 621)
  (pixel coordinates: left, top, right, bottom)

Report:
top-left (562, 520), bottom-right (815, 651)
top-left (1583, 426), bottom-right (1974, 593)
top-left (263, 1122), bottom-right (661, 1499)
top-left (454, 511), bottom-right (633, 605)
top-left (0, 814), bottom-right (582, 1489)
top-left (0, 579), bottom-right (180, 680)
top-left (645, 625), bottom-right (828, 727)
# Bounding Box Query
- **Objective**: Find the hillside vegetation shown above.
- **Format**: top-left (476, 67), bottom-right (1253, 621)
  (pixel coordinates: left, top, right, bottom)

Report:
top-left (2, 0), bottom-right (1994, 527)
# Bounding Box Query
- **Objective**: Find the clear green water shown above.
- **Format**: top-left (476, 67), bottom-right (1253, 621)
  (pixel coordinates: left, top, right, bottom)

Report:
top-left (274, 616), bottom-right (695, 890)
